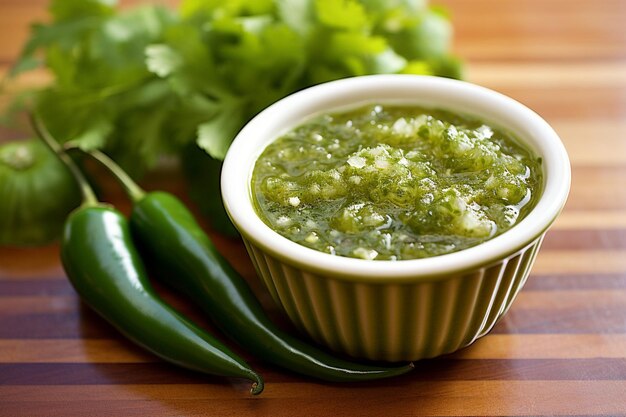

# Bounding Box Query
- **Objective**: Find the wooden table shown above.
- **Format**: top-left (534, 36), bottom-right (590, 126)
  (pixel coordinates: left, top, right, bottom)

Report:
top-left (2, 0), bottom-right (626, 415)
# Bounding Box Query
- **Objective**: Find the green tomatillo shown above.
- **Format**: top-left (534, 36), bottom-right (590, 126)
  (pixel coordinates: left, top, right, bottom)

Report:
top-left (0, 139), bottom-right (81, 246)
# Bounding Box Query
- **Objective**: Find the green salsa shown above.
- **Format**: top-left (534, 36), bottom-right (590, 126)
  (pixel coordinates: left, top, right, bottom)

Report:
top-left (251, 104), bottom-right (542, 260)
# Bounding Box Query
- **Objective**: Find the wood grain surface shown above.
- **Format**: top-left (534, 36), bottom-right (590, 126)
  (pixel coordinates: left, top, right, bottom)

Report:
top-left (1, 0), bottom-right (626, 416)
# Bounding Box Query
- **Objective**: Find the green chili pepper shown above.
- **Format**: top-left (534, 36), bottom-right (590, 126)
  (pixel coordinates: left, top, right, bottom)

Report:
top-left (87, 149), bottom-right (414, 382)
top-left (33, 115), bottom-right (263, 395)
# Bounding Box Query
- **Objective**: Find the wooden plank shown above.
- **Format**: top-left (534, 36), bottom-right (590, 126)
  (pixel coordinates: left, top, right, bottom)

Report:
top-left (456, 40), bottom-right (626, 62)
top-left (0, 295), bottom-right (78, 314)
top-left (0, 279), bottom-right (73, 295)
top-left (2, 230), bottom-right (626, 284)
top-left (2, 227), bottom-right (626, 283)
top-left (487, 86), bottom-right (626, 119)
top-left (468, 62), bottom-right (626, 89)
top-left (492, 309), bottom-right (626, 335)
top-left (524, 273), bottom-right (626, 291)
top-left (453, 334), bottom-right (626, 359)
top-left (2, 334), bottom-right (625, 363)
top-left (2, 287), bottom-right (626, 338)
top-left (553, 210), bottom-right (626, 230)
top-left (3, 359), bottom-right (626, 385)
top-left (1, 271), bottom-right (625, 296)
top-left (442, 0), bottom-right (626, 62)
top-left (0, 310), bottom-right (117, 339)
top-left (5, 289), bottom-right (626, 317)
top-left (0, 381), bottom-right (626, 416)
top-left (0, 339), bottom-right (153, 363)
top-left (567, 166), bottom-right (626, 212)
top-left (1, 225), bottom-right (626, 281)
top-left (541, 229), bottom-right (626, 250)
top-left (0, 245), bottom-right (64, 280)
top-left (551, 121), bottom-right (626, 167)
top-left (513, 289), bottom-right (626, 310)
top-left (532, 250), bottom-right (626, 274)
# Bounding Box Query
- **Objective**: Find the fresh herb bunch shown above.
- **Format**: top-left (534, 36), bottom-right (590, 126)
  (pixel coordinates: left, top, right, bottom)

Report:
top-left (5, 0), bottom-right (462, 237)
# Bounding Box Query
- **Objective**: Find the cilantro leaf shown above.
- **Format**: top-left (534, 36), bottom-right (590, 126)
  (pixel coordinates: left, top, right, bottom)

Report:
top-left (315, 0), bottom-right (369, 30)
top-left (145, 44), bottom-right (182, 77)
top-left (276, 0), bottom-right (315, 36)
top-left (197, 99), bottom-right (245, 160)
top-left (367, 48), bottom-right (407, 74)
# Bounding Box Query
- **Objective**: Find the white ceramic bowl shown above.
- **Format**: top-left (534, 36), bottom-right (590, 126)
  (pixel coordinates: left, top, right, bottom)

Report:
top-left (221, 75), bottom-right (570, 361)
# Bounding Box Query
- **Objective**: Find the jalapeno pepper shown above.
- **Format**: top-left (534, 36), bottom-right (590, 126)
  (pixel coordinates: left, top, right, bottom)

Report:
top-left (33, 115), bottom-right (263, 395)
top-left (87, 149), bottom-right (414, 382)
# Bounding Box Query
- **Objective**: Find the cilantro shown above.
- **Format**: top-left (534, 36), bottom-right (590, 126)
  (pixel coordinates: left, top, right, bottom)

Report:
top-left (6, 0), bottom-right (463, 232)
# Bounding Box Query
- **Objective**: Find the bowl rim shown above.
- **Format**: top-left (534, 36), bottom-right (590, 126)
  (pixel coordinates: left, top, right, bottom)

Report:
top-left (221, 75), bottom-right (571, 283)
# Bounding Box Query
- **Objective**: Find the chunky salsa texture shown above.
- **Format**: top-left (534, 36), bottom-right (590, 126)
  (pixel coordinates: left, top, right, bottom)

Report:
top-left (251, 104), bottom-right (542, 260)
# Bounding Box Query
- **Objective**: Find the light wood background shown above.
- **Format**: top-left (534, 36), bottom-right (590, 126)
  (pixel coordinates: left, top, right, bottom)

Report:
top-left (1, 0), bottom-right (626, 416)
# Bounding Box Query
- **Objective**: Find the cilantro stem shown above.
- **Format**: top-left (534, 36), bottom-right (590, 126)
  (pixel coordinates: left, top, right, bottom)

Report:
top-left (31, 112), bottom-right (99, 207)
top-left (87, 149), bottom-right (146, 203)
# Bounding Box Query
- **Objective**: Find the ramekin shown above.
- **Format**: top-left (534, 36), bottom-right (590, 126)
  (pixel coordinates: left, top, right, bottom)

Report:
top-left (221, 75), bottom-right (570, 361)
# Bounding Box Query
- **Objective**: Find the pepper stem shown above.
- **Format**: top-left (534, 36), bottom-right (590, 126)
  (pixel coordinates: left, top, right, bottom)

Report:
top-left (31, 112), bottom-right (99, 207)
top-left (85, 149), bottom-right (146, 203)
top-left (250, 374), bottom-right (264, 395)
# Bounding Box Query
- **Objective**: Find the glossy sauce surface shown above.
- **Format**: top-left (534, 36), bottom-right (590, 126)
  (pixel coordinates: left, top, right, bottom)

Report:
top-left (252, 104), bottom-right (542, 260)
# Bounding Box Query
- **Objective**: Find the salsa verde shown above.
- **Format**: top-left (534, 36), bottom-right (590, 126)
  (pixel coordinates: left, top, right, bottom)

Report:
top-left (251, 104), bottom-right (542, 260)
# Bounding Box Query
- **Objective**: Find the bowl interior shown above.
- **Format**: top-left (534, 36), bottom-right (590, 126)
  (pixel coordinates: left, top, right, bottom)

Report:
top-left (221, 75), bottom-right (571, 282)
